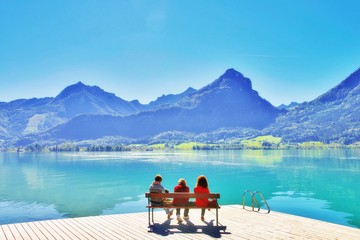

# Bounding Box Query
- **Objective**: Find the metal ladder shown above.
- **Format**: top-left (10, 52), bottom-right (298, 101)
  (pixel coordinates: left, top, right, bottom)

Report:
top-left (242, 190), bottom-right (270, 213)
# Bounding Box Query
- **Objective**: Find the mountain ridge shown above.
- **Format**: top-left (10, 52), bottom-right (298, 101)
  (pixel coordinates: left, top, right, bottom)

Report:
top-left (0, 80), bottom-right (200, 141)
top-left (315, 67), bottom-right (360, 104)
top-left (268, 67), bottom-right (360, 144)
top-left (1, 67), bottom-right (360, 147)
top-left (148, 87), bottom-right (197, 109)
top-left (30, 69), bottom-right (283, 142)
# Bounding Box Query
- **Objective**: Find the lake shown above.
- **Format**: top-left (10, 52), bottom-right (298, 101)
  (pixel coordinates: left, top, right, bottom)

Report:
top-left (0, 150), bottom-right (359, 229)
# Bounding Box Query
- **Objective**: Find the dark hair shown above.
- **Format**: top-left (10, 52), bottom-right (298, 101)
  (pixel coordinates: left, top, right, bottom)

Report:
top-left (196, 175), bottom-right (208, 188)
top-left (155, 174), bottom-right (162, 182)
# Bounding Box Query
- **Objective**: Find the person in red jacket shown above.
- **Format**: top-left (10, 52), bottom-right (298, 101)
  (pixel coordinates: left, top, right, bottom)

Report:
top-left (194, 175), bottom-right (213, 221)
top-left (173, 178), bottom-right (190, 223)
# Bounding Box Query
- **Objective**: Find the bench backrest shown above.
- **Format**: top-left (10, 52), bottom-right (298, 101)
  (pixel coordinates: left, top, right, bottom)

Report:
top-left (145, 192), bottom-right (220, 199)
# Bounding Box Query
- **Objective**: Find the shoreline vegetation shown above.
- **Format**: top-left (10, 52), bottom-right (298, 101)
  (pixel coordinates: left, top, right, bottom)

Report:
top-left (5, 135), bottom-right (360, 152)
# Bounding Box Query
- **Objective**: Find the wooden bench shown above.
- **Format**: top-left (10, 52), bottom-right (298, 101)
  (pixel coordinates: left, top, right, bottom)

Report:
top-left (145, 192), bottom-right (221, 226)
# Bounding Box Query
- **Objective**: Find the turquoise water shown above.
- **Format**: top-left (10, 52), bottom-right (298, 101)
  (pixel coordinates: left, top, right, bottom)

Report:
top-left (0, 150), bottom-right (359, 228)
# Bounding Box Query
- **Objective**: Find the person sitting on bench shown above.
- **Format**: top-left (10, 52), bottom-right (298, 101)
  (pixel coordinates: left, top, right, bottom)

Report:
top-left (173, 178), bottom-right (190, 223)
top-left (194, 175), bottom-right (217, 221)
top-left (149, 174), bottom-right (174, 219)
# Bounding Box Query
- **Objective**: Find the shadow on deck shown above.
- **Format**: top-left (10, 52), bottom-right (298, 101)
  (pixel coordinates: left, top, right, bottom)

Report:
top-left (148, 219), bottom-right (230, 238)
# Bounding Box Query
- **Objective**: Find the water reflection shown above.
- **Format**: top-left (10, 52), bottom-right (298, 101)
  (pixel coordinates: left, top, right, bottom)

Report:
top-left (0, 150), bottom-right (359, 228)
top-left (268, 195), bottom-right (353, 226)
top-left (0, 201), bottom-right (63, 224)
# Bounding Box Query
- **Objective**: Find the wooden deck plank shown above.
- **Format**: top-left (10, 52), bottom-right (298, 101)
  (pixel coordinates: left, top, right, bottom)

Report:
top-left (23, 222), bottom-right (44, 240)
top-left (110, 212), bottom-right (206, 240)
top-left (6, 225), bottom-right (23, 240)
top-left (31, 221), bottom-right (58, 240)
top-left (70, 217), bottom-right (109, 240)
top-left (44, 220), bottom-right (74, 240)
top-left (75, 216), bottom-right (122, 240)
top-left (105, 214), bottom-right (165, 240)
top-left (87, 215), bottom-right (134, 240)
top-left (0, 226), bottom-right (7, 240)
top-left (97, 215), bottom-right (157, 240)
top-left (0, 225), bottom-right (7, 240)
top-left (1, 225), bottom-right (15, 240)
top-left (1, 205), bottom-right (359, 240)
top-left (220, 207), bottom-right (336, 240)
top-left (264, 212), bottom-right (349, 239)
top-left (55, 219), bottom-right (90, 240)
top-left (26, 222), bottom-right (50, 240)
top-left (132, 215), bottom-right (197, 240)
top-left (19, 223), bottom-right (39, 240)
top-left (74, 216), bottom-right (120, 240)
top-left (61, 218), bottom-right (98, 240)
top-left (47, 219), bottom-right (79, 240)
top-left (12, 224), bottom-right (30, 240)
top-left (37, 221), bottom-right (65, 240)
top-left (101, 214), bottom-right (161, 240)
top-left (122, 210), bottom-right (198, 239)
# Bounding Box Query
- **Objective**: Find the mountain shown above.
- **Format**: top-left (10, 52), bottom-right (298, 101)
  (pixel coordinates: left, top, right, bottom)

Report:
top-left (268, 68), bottom-right (360, 144)
top-left (176, 69), bottom-right (282, 129)
top-left (277, 102), bottom-right (300, 110)
top-left (0, 82), bottom-right (204, 143)
top-left (38, 69), bottom-right (283, 141)
top-left (51, 81), bottom-right (141, 118)
top-left (147, 87), bottom-right (197, 109)
top-left (0, 97), bottom-right (57, 139)
top-left (0, 82), bottom-right (145, 140)
top-left (5, 67), bottom-right (360, 147)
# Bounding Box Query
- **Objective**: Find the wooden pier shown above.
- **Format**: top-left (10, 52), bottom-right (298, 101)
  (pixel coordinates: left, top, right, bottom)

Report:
top-left (1, 205), bottom-right (359, 239)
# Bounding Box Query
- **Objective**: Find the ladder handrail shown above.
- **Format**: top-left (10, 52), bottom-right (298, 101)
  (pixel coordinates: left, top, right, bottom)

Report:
top-left (242, 189), bottom-right (270, 213)
top-left (242, 190), bottom-right (253, 210)
top-left (242, 190), bottom-right (260, 211)
top-left (253, 191), bottom-right (271, 213)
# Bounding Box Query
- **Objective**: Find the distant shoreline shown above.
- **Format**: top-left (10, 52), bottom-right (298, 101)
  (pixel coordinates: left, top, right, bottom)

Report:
top-left (4, 141), bottom-right (360, 153)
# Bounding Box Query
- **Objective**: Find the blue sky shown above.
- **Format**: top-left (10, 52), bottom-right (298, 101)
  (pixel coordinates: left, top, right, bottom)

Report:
top-left (0, 0), bottom-right (359, 106)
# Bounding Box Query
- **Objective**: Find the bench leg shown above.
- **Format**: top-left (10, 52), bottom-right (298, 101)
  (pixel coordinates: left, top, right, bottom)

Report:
top-left (148, 208), bottom-right (151, 225)
top-left (152, 208), bottom-right (154, 223)
top-left (216, 207), bottom-right (218, 226)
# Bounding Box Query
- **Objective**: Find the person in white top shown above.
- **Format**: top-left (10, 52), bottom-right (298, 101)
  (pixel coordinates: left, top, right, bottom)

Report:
top-left (149, 174), bottom-right (174, 219)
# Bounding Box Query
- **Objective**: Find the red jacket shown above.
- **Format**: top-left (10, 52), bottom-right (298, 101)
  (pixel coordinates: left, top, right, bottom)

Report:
top-left (194, 186), bottom-right (210, 207)
top-left (172, 184), bottom-right (189, 205)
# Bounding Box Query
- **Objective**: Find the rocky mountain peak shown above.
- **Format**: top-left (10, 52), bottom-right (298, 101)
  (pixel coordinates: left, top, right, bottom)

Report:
top-left (222, 68), bottom-right (245, 78)
top-left (204, 68), bottom-right (252, 92)
top-left (184, 87), bottom-right (196, 93)
top-left (56, 81), bottom-right (87, 99)
top-left (55, 82), bottom-right (112, 100)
